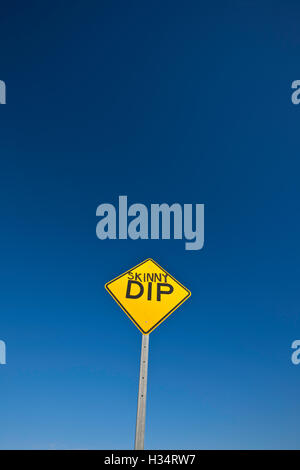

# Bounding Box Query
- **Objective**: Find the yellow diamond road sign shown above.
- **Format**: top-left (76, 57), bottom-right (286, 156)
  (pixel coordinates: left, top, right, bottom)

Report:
top-left (105, 258), bottom-right (191, 334)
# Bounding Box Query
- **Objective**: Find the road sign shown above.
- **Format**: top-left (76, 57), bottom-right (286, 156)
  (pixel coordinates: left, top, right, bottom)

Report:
top-left (105, 258), bottom-right (191, 334)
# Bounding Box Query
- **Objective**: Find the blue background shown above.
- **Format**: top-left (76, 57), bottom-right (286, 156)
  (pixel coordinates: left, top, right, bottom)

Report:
top-left (1, 0), bottom-right (300, 449)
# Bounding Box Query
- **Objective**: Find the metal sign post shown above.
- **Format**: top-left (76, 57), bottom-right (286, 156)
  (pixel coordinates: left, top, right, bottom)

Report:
top-left (105, 258), bottom-right (191, 449)
top-left (134, 334), bottom-right (149, 450)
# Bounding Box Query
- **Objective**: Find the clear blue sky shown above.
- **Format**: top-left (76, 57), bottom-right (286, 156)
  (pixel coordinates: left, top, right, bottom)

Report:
top-left (1, 0), bottom-right (300, 449)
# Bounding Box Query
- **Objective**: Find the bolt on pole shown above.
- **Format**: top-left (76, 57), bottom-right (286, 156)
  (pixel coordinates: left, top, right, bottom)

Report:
top-left (134, 333), bottom-right (149, 450)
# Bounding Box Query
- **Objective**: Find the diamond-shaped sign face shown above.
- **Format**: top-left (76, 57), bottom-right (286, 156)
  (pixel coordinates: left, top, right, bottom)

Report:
top-left (105, 258), bottom-right (191, 334)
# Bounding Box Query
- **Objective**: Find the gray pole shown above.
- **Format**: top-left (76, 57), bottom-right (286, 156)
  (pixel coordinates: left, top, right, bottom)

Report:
top-left (134, 333), bottom-right (149, 450)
